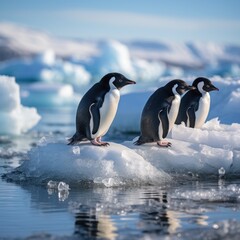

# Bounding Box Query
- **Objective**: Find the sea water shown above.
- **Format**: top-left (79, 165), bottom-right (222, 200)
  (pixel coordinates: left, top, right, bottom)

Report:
top-left (1, 107), bottom-right (240, 239)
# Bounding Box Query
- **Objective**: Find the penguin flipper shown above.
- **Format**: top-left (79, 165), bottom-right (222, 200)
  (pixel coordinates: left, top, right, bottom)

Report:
top-left (90, 102), bottom-right (101, 135)
top-left (187, 107), bottom-right (196, 128)
top-left (159, 108), bottom-right (169, 139)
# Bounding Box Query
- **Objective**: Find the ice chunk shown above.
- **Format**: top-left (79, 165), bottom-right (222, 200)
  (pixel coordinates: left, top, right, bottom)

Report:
top-left (47, 180), bottom-right (58, 189)
top-left (0, 50), bottom-right (91, 89)
top-left (21, 82), bottom-right (79, 107)
top-left (88, 40), bottom-right (135, 80)
top-left (218, 167), bottom-right (225, 178)
top-left (58, 181), bottom-right (70, 191)
top-left (11, 141), bottom-right (170, 186)
top-left (172, 120), bottom-right (240, 150)
top-left (0, 76), bottom-right (41, 135)
top-left (124, 138), bottom-right (235, 176)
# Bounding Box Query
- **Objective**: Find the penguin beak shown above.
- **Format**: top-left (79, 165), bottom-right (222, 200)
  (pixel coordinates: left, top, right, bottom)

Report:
top-left (125, 79), bottom-right (136, 85)
top-left (209, 85), bottom-right (219, 92)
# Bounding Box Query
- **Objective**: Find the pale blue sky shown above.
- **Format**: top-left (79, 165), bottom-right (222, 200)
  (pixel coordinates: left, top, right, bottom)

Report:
top-left (1, 0), bottom-right (240, 43)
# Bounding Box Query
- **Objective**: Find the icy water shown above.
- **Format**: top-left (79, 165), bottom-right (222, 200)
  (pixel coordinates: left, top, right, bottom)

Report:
top-left (1, 107), bottom-right (240, 239)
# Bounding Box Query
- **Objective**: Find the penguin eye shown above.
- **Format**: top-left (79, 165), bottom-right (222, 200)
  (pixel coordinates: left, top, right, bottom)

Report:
top-left (119, 79), bottom-right (123, 83)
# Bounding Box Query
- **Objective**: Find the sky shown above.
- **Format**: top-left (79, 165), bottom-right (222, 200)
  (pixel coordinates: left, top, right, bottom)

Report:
top-left (1, 0), bottom-right (240, 44)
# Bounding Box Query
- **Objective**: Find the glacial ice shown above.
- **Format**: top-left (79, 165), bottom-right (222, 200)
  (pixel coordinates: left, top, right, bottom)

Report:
top-left (6, 115), bottom-right (240, 186)
top-left (0, 50), bottom-right (91, 89)
top-left (11, 140), bottom-right (170, 186)
top-left (0, 76), bottom-right (41, 135)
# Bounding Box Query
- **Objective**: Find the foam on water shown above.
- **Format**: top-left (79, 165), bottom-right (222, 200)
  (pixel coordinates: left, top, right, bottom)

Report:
top-left (172, 184), bottom-right (240, 202)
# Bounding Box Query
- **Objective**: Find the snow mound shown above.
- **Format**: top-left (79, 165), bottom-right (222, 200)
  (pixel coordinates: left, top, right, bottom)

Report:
top-left (7, 140), bottom-right (170, 187)
top-left (0, 75), bottom-right (41, 135)
top-left (124, 119), bottom-right (240, 177)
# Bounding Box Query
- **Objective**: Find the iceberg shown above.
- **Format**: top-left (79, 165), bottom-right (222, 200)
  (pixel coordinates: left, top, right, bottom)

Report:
top-left (7, 140), bottom-right (170, 187)
top-left (21, 82), bottom-right (79, 108)
top-left (124, 118), bottom-right (240, 177)
top-left (5, 117), bottom-right (240, 187)
top-left (0, 50), bottom-right (91, 90)
top-left (0, 75), bottom-right (41, 135)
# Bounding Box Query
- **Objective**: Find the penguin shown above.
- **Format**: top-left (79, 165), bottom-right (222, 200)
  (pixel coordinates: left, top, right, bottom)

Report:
top-left (68, 72), bottom-right (136, 146)
top-left (175, 77), bottom-right (219, 128)
top-left (135, 80), bottom-right (194, 147)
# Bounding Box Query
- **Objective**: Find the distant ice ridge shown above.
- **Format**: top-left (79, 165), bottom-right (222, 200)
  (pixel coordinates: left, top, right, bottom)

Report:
top-left (21, 82), bottom-right (79, 107)
top-left (0, 50), bottom-right (91, 90)
top-left (0, 75), bottom-right (41, 135)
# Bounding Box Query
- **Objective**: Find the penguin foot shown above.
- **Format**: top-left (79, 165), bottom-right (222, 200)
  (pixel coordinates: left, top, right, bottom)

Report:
top-left (91, 139), bottom-right (110, 147)
top-left (157, 141), bottom-right (172, 148)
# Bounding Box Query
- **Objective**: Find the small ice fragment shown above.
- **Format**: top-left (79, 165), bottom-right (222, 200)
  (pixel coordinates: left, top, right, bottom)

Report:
top-left (94, 177), bottom-right (103, 184)
top-left (58, 181), bottom-right (70, 191)
top-left (47, 180), bottom-right (58, 189)
top-left (218, 167), bottom-right (225, 177)
top-left (58, 190), bottom-right (69, 201)
top-left (39, 136), bottom-right (47, 145)
top-left (102, 178), bottom-right (114, 187)
top-left (72, 146), bottom-right (80, 155)
top-left (212, 223), bottom-right (219, 229)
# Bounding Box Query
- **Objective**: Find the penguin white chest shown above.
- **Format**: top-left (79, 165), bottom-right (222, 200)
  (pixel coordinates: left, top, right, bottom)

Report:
top-left (91, 89), bottom-right (120, 138)
top-left (195, 92), bottom-right (210, 128)
top-left (158, 95), bottom-right (180, 139)
top-left (168, 95), bottom-right (181, 131)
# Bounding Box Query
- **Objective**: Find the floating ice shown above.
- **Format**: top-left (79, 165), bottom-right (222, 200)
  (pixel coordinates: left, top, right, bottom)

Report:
top-left (0, 50), bottom-right (91, 89)
top-left (9, 141), bottom-right (170, 186)
top-left (86, 40), bottom-right (135, 80)
top-left (218, 167), bottom-right (225, 178)
top-left (21, 82), bottom-right (79, 107)
top-left (124, 117), bottom-right (240, 176)
top-left (47, 180), bottom-right (58, 189)
top-left (57, 181), bottom-right (70, 191)
top-left (0, 75), bottom-right (41, 135)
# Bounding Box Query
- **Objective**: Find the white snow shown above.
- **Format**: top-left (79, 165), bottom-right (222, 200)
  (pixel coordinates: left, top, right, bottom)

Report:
top-left (123, 118), bottom-right (240, 176)
top-left (0, 76), bottom-right (41, 135)
top-left (15, 140), bottom-right (170, 186)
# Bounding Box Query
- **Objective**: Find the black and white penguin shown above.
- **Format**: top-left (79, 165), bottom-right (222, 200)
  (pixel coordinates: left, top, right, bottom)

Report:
top-left (68, 72), bottom-right (136, 146)
top-left (135, 80), bottom-right (194, 147)
top-left (175, 77), bottom-right (219, 128)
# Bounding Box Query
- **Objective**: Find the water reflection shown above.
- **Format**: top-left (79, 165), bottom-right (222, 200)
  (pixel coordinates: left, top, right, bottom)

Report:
top-left (1, 179), bottom-right (240, 238)
top-left (74, 206), bottom-right (117, 240)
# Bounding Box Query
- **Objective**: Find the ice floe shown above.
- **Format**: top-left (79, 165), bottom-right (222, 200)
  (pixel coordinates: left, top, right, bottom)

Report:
top-left (8, 139), bottom-right (170, 186)
top-left (0, 76), bottom-right (41, 135)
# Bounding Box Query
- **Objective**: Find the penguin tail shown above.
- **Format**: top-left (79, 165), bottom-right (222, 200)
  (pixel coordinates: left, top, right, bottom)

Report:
top-left (134, 136), bottom-right (145, 145)
top-left (67, 132), bottom-right (85, 145)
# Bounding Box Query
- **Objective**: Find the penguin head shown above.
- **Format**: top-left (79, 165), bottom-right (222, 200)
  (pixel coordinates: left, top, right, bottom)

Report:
top-left (100, 72), bottom-right (136, 90)
top-left (193, 77), bottom-right (219, 93)
top-left (165, 79), bottom-right (195, 96)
